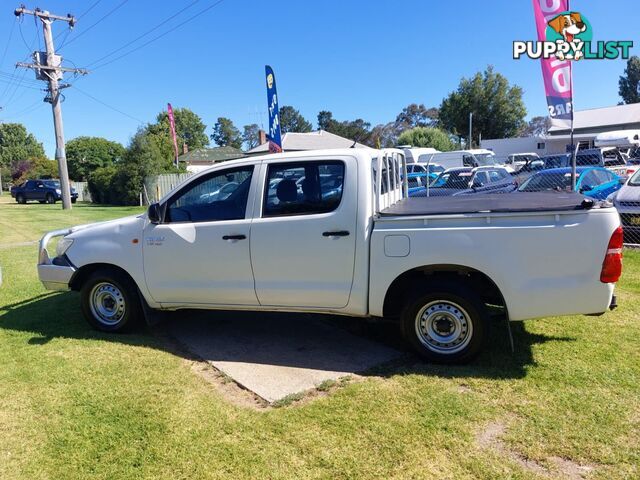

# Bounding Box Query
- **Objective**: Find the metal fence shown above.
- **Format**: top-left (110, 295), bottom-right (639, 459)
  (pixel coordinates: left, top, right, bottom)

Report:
top-left (406, 154), bottom-right (640, 247)
top-left (144, 173), bottom-right (193, 204)
top-left (71, 181), bottom-right (91, 202)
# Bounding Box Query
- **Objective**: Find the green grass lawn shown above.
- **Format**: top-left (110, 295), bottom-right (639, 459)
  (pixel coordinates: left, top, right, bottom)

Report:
top-left (0, 198), bottom-right (638, 479)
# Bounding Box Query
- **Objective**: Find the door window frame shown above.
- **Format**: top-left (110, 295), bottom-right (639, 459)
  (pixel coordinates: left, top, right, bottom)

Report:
top-left (159, 163), bottom-right (258, 224)
top-left (259, 159), bottom-right (347, 218)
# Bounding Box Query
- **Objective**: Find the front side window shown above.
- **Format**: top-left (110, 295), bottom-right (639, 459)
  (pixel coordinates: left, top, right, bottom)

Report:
top-left (263, 161), bottom-right (344, 217)
top-left (166, 166), bottom-right (254, 223)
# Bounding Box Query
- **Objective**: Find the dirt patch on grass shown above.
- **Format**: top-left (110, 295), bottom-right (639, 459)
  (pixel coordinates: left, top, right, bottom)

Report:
top-left (476, 418), bottom-right (596, 479)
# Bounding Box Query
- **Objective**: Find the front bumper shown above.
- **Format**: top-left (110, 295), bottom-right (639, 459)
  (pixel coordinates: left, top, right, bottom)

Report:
top-left (37, 228), bottom-right (75, 291)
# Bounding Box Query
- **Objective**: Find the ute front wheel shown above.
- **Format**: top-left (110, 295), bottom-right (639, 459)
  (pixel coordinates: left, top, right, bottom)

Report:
top-left (80, 268), bottom-right (142, 332)
top-left (400, 281), bottom-right (487, 364)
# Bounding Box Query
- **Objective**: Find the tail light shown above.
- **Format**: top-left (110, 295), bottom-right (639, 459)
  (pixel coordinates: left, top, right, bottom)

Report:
top-left (600, 226), bottom-right (623, 283)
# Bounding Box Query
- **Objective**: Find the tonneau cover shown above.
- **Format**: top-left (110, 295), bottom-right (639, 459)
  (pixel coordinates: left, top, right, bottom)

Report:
top-left (379, 192), bottom-right (595, 217)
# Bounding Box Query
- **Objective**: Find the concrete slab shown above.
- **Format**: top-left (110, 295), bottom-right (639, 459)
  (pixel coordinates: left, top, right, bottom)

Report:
top-left (166, 311), bottom-right (402, 403)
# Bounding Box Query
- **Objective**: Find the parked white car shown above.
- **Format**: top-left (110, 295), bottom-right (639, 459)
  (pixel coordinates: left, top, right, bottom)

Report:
top-left (37, 149), bottom-right (623, 363)
top-left (423, 149), bottom-right (498, 171)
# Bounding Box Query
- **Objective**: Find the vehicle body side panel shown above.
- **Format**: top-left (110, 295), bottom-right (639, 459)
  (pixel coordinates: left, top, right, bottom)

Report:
top-left (369, 208), bottom-right (619, 320)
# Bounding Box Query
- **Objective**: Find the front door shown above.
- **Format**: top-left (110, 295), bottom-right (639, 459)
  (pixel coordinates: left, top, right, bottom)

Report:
top-left (250, 158), bottom-right (357, 308)
top-left (143, 165), bottom-right (259, 306)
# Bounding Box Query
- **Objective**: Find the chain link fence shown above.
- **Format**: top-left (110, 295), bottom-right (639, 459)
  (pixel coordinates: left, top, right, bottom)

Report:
top-left (406, 147), bottom-right (640, 248)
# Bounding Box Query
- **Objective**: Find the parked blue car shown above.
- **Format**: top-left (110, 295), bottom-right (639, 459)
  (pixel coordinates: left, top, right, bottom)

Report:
top-left (518, 167), bottom-right (623, 200)
top-left (406, 172), bottom-right (431, 196)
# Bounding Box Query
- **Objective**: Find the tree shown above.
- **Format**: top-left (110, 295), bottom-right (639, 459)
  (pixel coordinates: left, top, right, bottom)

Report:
top-left (395, 104), bottom-right (439, 129)
top-left (316, 111), bottom-right (372, 144)
top-left (619, 56), bottom-right (640, 104)
top-left (279, 105), bottom-right (312, 133)
top-left (439, 66), bottom-right (527, 145)
top-left (211, 117), bottom-right (242, 149)
top-left (520, 116), bottom-right (551, 137)
top-left (66, 136), bottom-right (125, 181)
top-left (317, 110), bottom-right (333, 131)
top-left (148, 107), bottom-right (209, 152)
top-left (368, 122), bottom-right (402, 148)
top-left (102, 128), bottom-right (178, 205)
top-left (11, 156), bottom-right (58, 184)
top-left (397, 127), bottom-right (456, 151)
top-left (242, 124), bottom-right (261, 150)
top-left (0, 123), bottom-right (45, 170)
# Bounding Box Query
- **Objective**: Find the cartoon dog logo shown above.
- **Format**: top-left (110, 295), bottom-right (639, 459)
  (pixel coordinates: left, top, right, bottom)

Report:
top-left (547, 12), bottom-right (587, 60)
top-left (266, 73), bottom-right (274, 89)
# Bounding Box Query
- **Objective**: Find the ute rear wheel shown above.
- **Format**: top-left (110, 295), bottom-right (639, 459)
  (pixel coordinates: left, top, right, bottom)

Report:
top-left (45, 193), bottom-right (55, 204)
top-left (16, 194), bottom-right (26, 204)
top-left (80, 268), bottom-right (142, 332)
top-left (400, 281), bottom-right (487, 364)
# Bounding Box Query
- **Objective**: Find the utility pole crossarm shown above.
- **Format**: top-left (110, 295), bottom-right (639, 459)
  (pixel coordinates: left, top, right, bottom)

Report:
top-left (14, 7), bottom-right (76, 25)
top-left (15, 62), bottom-right (89, 75)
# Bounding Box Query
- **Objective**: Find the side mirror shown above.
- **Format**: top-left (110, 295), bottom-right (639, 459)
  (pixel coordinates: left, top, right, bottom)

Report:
top-left (148, 203), bottom-right (162, 224)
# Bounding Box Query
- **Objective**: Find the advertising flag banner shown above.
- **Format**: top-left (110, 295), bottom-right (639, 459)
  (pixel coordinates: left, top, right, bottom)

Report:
top-left (532, 0), bottom-right (573, 129)
top-left (265, 65), bottom-right (283, 153)
top-left (167, 103), bottom-right (179, 164)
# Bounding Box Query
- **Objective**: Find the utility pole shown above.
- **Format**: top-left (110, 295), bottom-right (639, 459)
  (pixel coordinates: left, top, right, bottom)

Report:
top-left (14, 6), bottom-right (88, 210)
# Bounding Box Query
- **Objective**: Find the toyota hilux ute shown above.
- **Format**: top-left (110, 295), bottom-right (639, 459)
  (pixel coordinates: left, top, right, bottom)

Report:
top-left (37, 149), bottom-right (623, 364)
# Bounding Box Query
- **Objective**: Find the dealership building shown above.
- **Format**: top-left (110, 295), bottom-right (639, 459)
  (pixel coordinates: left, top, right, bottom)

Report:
top-left (481, 103), bottom-right (640, 159)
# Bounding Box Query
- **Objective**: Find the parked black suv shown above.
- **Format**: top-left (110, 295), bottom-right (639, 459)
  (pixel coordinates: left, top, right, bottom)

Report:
top-left (10, 179), bottom-right (78, 204)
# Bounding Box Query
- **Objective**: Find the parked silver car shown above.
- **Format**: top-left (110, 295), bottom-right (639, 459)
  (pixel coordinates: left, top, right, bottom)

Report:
top-left (611, 169), bottom-right (640, 243)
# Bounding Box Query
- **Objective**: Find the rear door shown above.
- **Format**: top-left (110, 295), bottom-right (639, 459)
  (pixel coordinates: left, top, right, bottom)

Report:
top-left (250, 157), bottom-right (357, 308)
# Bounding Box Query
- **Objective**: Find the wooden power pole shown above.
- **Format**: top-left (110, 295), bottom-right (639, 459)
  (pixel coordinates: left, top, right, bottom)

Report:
top-left (14, 6), bottom-right (88, 210)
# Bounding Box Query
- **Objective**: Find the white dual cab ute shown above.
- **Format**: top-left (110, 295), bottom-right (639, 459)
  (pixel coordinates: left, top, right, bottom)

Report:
top-left (38, 149), bottom-right (623, 363)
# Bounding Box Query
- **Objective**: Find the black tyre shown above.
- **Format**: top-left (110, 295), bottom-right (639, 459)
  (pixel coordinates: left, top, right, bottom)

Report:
top-left (400, 281), bottom-right (487, 364)
top-left (45, 193), bottom-right (55, 204)
top-left (39, 200), bottom-right (46, 204)
top-left (80, 268), bottom-right (143, 332)
top-left (16, 194), bottom-right (26, 204)
top-left (71, 197), bottom-right (77, 204)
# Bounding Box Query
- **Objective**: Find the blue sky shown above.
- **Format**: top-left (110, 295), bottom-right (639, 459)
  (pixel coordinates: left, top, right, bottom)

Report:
top-left (0, 0), bottom-right (638, 156)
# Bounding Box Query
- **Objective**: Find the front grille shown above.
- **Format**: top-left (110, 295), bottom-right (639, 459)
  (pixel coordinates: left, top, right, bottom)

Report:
top-left (617, 201), bottom-right (640, 208)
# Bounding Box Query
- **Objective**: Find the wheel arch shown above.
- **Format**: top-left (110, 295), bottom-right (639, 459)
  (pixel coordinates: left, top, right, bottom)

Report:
top-left (69, 263), bottom-right (137, 292)
top-left (382, 264), bottom-right (508, 319)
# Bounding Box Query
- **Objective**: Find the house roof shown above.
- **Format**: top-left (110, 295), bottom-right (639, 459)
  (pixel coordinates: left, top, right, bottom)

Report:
top-left (178, 146), bottom-right (245, 165)
top-left (246, 130), bottom-right (372, 154)
top-left (548, 103), bottom-right (640, 134)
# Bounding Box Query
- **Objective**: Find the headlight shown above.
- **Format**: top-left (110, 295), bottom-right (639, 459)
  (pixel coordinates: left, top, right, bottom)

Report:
top-left (56, 237), bottom-right (74, 257)
top-left (55, 188), bottom-right (62, 194)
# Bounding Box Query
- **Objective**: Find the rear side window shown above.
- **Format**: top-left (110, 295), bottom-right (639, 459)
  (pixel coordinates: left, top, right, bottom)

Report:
top-left (463, 155), bottom-right (474, 167)
top-left (263, 161), bottom-right (344, 217)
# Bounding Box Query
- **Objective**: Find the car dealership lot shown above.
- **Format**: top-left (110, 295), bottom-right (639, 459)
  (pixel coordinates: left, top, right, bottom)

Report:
top-left (0, 198), bottom-right (639, 479)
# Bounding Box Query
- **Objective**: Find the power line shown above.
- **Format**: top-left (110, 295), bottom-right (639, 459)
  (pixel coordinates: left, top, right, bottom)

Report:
top-left (72, 85), bottom-right (145, 123)
top-left (89, 0), bottom-right (226, 71)
top-left (78, 0), bottom-right (104, 19)
top-left (0, 21), bottom-right (16, 69)
top-left (84, 0), bottom-right (202, 68)
top-left (58, 0), bottom-right (129, 51)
